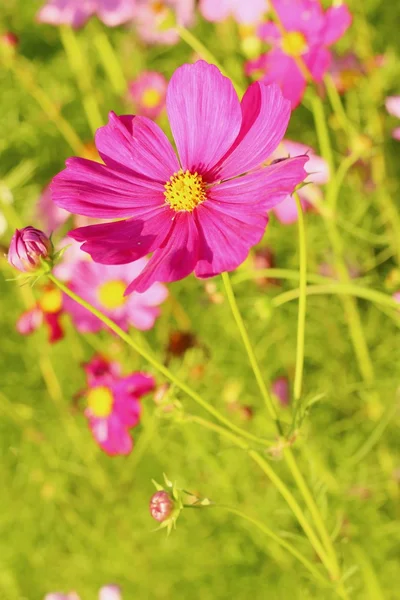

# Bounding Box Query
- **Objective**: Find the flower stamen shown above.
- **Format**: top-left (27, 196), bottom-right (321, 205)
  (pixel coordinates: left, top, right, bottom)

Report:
top-left (164, 169), bottom-right (207, 212)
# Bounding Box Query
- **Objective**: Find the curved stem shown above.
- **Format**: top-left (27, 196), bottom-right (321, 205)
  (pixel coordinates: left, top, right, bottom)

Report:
top-left (48, 274), bottom-right (272, 448)
top-left (221, 272), bottom-right (280, 426)
top-left (293, 192), bottom-right (307, 402)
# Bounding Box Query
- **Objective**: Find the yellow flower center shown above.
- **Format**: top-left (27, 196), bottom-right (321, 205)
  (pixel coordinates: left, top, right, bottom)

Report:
top-left (39, 288), bottom-right (63, 313)
top-left (97, 280), bottom-right (127, 310)
top-left (281, 32), bottom-right (308, 57)
top-left (164, 170), bottom-right (207, 212)
top-left (87, 386), bottom-right (114, 418)
top-left (142, 87), bottom-right (162, 108)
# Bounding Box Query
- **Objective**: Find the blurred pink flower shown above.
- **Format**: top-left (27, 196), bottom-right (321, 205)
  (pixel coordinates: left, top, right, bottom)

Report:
top-left (84, 355), bottom-right (122, 386)
top-left (37, 185), bottom-right (70, 234)
top-left (200, 0), bottom-right (268, 24)
top-left (98, 585), bottom-right (122, 600)
top-left (393, 291), bottom-right (400, 305)
top-left (62, 256), bottom-right (168, 332)
top-left (85, 371), bottom-right (154, 455)
top-left (329, 52), bottom-right (364, 94)
top-left (128, 71), bottom-right (167, 118)
top-left (270, 140), bottom-right (329, 224)
top-left (385, 96), bottom-right (400, 141)
top-left (135, 0), bottom-right (194, 45)
top-left (37, 0), bottom-right (137, 28)
top-left (16, 286), bottom-right (65, 343)
top-left (52, 61), bottom-right (308, 294)
top-left (271, 376), bottom-right (290, 406)
top-left (246, 0), bottom-right (352, 108)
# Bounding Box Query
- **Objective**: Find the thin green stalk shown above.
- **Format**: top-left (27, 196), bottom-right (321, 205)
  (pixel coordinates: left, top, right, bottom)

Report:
top-left (293, 192), bottom-right (307, 402)
top-left (201, 504), bottom-right (330, 587)
top-left (187, 415), bottom-right (333, 578)
top-left (324, 74), bottom-right (356, 137)
top-left (91, 21), bottom-right (126, 95)
top-left (231, 268), bottom-right (329, 286)
top-left (221, 271), bottom-right (280, 425)
top-left (2, 52), bottom-right (85, 155)
top-left (48, 274), bottom-right (273, 449)
top-left (60, 26), bottom-right (103, 135)
top-left (311, 95), bottom-right (335, 177)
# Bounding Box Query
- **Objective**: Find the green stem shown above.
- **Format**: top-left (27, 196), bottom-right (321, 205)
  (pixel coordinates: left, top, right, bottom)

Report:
top-left (311, 95), bottom-right (335, 177)
top-left (91, 21), bottom-right (127, 95)
top-left (2, 52), bottom-right (85, 155)
top-left (231, 268), bottom-right (329, 286)
top-left (48, 274), bottom-right (272, 449)
top-left (60, 26), bottom-right (103, 135)
top-left (221, 272), bottom-right (280, 425)
top-left (293, 192), bottom-right (307, 402)
top-left (324, 74), bottom-right (356, 137)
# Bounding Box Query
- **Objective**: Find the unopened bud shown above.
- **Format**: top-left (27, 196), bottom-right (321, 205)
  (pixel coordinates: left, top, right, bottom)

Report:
top-left (149, 490), bottom-right (174, 523)
top-left (8, 226), bottom-right (52, 273)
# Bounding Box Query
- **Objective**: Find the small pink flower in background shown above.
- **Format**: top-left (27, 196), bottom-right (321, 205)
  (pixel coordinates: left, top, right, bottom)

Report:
top-left (52, 61), bottom-right (308, 294)
top-left (8, 226), bottom-right (52, 273)
top-left (84, 368), bottom-right (155, 455)
top-left (393, 291), bottom-right (400, 305)
top-left (37, 0), bottom-right (137, 28)
top-left (329, 52), bottom-right (364, 94)
top-left (271, 376), bottom-right (290, 406)
top-left (200, 0), bottom-right (268, 24)
top-left (44, 593), bottom-right (80, 600)
top-left (128, 71), bottom-right (167, 119)
top-left (17, 285), bottom-right (65, 343)
top-left (246, 0), bottom-right (352, 108)
top-left (84, 355), bottom-right (122, 386)
top-left (385, 96), bottom-right (400, 141)
top-left (270, 140), bottom-right (329, 224)
top-left (62, 253), bottom-right (168, 332)
top-left (37, 185), bottom-right (70, 234)
top-left (44, 585), bottom-right (122, 600)
top-left (135, 0), bottom-right (194, 46)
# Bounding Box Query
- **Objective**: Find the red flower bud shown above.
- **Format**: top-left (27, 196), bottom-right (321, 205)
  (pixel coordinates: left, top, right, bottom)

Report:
top-left (8, 227), bottom-right (52, 273)
top-left (149, 490), bottom-right (174, 523)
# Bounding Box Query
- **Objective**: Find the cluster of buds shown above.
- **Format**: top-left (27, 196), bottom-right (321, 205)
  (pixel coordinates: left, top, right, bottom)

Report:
top-left (7, 226), bottom-right (58, 277)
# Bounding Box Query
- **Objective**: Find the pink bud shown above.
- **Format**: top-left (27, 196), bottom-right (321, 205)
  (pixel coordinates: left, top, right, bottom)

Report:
top-left (8, 226), bottom-right (52, 273)
top-left (149, 490), bottom-right (174, 523)
top-left (271, 376), bottom-right (290, 407)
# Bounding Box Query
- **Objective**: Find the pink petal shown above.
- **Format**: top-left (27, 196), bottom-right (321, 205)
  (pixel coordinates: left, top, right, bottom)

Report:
top-left (95, 112), bottom-right (179, 183)
top-left (97, 0), bottom-right (137, 27)
top-left (194, 202), bottom-right (267, 277)
top-left (167, 61), bottom-right (242, 176)
top-left (88, 414), bottom-right (133, 456)
top-left (98, 585), bottom-right (122, 600)
top-left (270, 0), bottom-right (325, 41)
top-left (119, 372), bottom-right (156, 397)
top-left (305, 46), bottom-right (331, 82)
top-left (199, 0), bottom-right (231, 21)
top-left (392, 127), bottom-right (400, 141)
top-left (273, 194), bottom-right (303, 224)
top-left (262, 49), bottom-right (306, 109)
top-left (214, 82), bottom-right (291, 179)
top-left (322, 5), bottom-right (352, 46)
top-left (232, 0), bottom-right (268, 24)
top-left (37, 0), bottom-right (93, 28)
top-left (51, 157), bottom-right (165, 219)
top-left (386, 96), bottom-right (400, 119)
top-left (43, 312), bottom-right (64, 343)
top-left (278, 140), bottom-right (330, 185)
top-left (69, 207), bottom-right (174, 265)
top-left (16, 307), bottom-right (43, 335)
top-left (125, 214), bottom-right (199, 293)
top-left (257, 21), bottom-right (281, 43)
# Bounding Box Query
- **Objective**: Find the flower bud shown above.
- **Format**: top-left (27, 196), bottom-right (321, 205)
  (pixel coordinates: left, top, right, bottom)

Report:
top-left (8, 226), bottom-right (52, 273)
top-left (149, 490), bottom-right (174, 523)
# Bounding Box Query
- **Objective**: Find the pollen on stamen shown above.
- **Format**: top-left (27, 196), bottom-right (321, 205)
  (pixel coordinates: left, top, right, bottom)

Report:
top-left (164, 169), bottom-right (207, 212)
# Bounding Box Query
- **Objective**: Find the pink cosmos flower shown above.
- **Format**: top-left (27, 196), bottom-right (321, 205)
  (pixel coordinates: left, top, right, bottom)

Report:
top-left (246, 0), bottom-right (352, 108)
top-left (37, 0), bottom-right (137, 28)
top-left (385, 96), bottom-right (400, 141)
top-left (62, 256), bottom-right (168, 332)
top-left (52, 61), bottom-right (308, 294)
top-left (270, 139), bottom-right (329, 224)
top-left (17, 285), bottom-right (65, 343)
top-left (128, 71), bottom-right (167, 119)
top-left (200, 0), bottom-right (268, 24)
top-left (84, 355), bottom-right (122, 386)
top-left (271, 375), bottom-right (290, 406)
top-left (85, 370), bottom-right (154, 455)
top-left (135, 0), bottom-right (194, 46)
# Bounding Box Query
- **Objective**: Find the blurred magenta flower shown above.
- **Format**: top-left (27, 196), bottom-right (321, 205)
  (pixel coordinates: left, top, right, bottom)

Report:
top-left (44, 594), bottom-right (80, 600)
top-left (17, 285), bottom-right (64, 343)
top-left (246, 0), bottom-right (352, 108)
top-left (385, 96), bottom-right (400, 141)
top-left (52, 61), bottom-right (308, 293)
top-left (135, 0), bottom-right (194, 45)
top-left (37, 185), bottom-right (70, 234)
top-left (270, 140), bottom-right (329, 224)
top-left (200, 0), bottom-right (268, 24)
top-left (84, 355), bottom-right (122, 386)
top-left (62, 254), bottom-right (168, 332)
top-left (85, 371), bottom-right (155, 455)
top-left (44, 585), bottom-right (122, 600)
top-left (128, 71), bottom-right (167, 119)
top-left (271, 376), bottom-right (290, 406)
top-left (37, 0), bottom-right (137, 28)
top-left (8, 226), bottom-right (52, 273)
top-left (149, 490), bottom-right (174, 522)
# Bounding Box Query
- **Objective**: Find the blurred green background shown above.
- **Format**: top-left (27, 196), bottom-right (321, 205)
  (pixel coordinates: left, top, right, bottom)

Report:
top-left (1, 1), bottom-right (400, 598)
